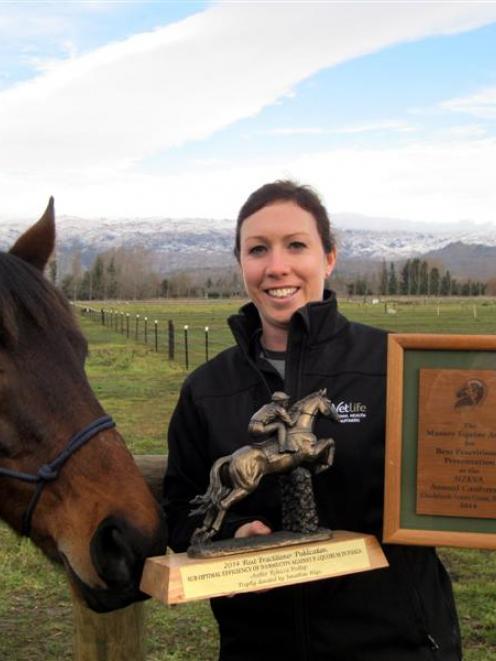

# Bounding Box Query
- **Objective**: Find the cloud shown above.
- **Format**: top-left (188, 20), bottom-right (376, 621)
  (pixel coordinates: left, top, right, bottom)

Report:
top-left (440, 86), bottom-right (496, 119)
top-left (22, 40), bottom-right (79, 74)
top-left (1, 1), bottom-right (496, 219)
top-left (257, 120), bottom-right (416, 136)
top-left (4, 134), bottom-right (494, 228)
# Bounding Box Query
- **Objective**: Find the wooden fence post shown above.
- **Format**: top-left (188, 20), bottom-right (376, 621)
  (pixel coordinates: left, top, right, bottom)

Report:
top-left (71, 455), bottom-right (167, 661)
top-left (168, 320), bottom-right (175, 361)
top-left (72, 597), bottom-right (145, 661)
top-left (184, 325), bottom-right (189, 370)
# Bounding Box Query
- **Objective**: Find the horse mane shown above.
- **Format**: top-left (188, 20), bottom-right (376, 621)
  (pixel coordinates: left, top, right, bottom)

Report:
top-left (0, 251), bottom-right (85, 352)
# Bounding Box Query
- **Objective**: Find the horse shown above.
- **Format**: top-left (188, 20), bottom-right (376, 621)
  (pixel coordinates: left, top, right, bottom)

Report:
top-left (0, 199), bottom-right (167, 612)
top-left (190, 389), bottom-right (338, 544)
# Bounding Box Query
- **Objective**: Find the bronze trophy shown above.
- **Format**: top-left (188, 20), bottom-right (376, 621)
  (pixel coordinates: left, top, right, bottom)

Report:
top-left (141, 389), bottom-right (388, 604)
top-left (188, 389), bottom-right (337, 556)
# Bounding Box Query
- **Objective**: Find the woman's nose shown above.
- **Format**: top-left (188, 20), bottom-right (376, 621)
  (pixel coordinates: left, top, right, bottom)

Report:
top-left (266, 248), bottom-right (290, 276)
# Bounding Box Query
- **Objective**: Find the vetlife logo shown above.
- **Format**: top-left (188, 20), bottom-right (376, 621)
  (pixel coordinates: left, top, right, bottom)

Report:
top-left (336, 401), bottom-right (368, 424)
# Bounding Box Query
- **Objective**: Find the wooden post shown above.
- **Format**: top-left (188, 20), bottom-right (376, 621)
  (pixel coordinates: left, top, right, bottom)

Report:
top-left (133, 454), bottom-right (167, 502)
top-left (72, 596), bottom-right (145, 661)
top-left (168, 320), bottom-right (175, 361)
top-left (184, 325), bottom-right (189, 370)
top-left (71, 455), bottom-right (167, 661)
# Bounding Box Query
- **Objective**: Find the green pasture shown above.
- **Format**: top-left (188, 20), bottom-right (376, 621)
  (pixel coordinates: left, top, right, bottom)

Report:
top-left (1, 298), bottom-right (496, 659)
top-left (80, 297), bottom-right (496, 372)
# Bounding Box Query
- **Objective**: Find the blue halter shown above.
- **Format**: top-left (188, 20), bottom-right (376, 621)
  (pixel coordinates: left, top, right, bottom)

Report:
top-left (0, 415), bottom-right (115, 537)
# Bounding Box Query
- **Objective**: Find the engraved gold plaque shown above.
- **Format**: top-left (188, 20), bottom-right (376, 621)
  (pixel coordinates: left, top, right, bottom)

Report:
top-left (140, 531), bottom-right (388, 604)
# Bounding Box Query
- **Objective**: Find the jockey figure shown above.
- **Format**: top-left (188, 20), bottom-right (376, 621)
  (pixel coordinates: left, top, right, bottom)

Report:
top-left (248, 392), bottom-right (297, 453)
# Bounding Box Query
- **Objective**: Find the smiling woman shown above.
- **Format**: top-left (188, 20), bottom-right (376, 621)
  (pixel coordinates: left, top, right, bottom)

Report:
top-left (236, 184), bottom-right (336, 351)
top-left (0, 199), bottom-right (166, 613)
top-left (164, 180), bottom-right (462, 661)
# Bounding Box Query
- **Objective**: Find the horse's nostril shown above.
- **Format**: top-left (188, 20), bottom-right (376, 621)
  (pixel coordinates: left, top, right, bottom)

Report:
top-left (91, 517), bottom-right (141, 588)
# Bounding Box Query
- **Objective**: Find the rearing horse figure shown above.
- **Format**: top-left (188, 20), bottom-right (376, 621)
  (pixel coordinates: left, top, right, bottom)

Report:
top-left (190, 389), bottom-right (338, 545)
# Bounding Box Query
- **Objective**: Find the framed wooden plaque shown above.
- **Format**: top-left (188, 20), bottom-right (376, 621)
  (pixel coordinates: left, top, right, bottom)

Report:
top-left (383, 334), bottom-right (496, 549)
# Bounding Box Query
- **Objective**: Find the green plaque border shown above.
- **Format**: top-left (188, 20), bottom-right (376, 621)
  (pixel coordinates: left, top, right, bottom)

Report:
top-left (383, 333), bottom-right (496, 549)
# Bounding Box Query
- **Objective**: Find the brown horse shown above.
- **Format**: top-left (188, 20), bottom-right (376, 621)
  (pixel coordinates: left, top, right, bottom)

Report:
top-left (0, 199), bottom-right (166, 612)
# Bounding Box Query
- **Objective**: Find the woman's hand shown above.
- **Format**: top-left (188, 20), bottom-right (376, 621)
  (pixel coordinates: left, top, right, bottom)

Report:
top-left (230, 520), bottom-right (273, 597)
top-left (235, 520), bottom-right (272, 538)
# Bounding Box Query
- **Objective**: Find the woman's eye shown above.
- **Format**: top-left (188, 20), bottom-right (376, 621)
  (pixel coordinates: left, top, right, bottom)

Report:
top-left (288, 241), bottom-right (306, 251)
top-left (248, 245), bottom-right (267, 256)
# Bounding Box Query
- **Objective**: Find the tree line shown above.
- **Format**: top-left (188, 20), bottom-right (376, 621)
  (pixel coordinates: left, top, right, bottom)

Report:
top-left (58, 247), bottom-right (244, 300)
top-left (56, 249), bottom-right (491, 301)
top-left (347, 259), bottom-right (488, 297)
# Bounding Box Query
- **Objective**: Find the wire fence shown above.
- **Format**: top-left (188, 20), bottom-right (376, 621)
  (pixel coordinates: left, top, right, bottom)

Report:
top-left (74, 297), bottom-right (496, 372)
top-left (75, 304), bottom-right (235, 370)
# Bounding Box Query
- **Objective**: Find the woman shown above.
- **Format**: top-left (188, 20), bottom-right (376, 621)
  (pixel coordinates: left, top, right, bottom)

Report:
top-left (164, 181), bottom-right (461, 661)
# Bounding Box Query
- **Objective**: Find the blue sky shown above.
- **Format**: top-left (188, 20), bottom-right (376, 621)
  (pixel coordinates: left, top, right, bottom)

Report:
top-left (1, 1), bottom-right (496, 226)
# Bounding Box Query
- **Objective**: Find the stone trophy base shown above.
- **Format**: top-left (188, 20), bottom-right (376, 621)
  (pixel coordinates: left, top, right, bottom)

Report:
top-left (140, 531), bottom-right (388, 605)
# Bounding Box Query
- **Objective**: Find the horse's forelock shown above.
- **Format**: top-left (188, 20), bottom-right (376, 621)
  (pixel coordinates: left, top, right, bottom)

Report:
top-left (0, 252), bottom-right (83, 352)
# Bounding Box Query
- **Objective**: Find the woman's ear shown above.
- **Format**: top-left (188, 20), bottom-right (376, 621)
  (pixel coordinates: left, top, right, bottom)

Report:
top-left (325, 249), bottom-right (336, 278)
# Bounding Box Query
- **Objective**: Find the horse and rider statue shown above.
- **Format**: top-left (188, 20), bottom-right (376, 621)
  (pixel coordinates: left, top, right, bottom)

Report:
top-left (189, 388), bottom-right (339, 547)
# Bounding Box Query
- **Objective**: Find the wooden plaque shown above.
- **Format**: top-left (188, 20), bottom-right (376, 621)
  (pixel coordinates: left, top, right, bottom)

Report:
top-left (384, 334), bottom-right (496, 549)
top-left (140, 531), bottom-right (388, 604)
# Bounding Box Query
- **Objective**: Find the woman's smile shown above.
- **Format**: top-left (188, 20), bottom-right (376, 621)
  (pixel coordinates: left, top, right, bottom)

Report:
top-left (265, 286), bottom-right (299, 299)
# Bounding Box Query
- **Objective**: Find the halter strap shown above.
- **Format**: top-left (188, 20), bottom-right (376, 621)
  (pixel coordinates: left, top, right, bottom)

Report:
top-left (0, 415), bottom-right (115, 537)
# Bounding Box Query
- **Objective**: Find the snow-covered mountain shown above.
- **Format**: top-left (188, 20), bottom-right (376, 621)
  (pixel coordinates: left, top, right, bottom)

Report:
top-left (2, 212), bottom-right (496, 277)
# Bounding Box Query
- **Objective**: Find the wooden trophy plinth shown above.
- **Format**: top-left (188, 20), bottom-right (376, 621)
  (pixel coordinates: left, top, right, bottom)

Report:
top-left (140, 531), bottom-right (388, 605)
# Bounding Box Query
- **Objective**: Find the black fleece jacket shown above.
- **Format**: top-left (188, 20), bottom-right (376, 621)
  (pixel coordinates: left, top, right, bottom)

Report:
top-left (164, 293), bottom-right (461, 661)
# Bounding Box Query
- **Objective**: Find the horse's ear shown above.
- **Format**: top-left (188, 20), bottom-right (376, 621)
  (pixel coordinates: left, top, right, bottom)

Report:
top-left (320, 388), bottom-right (327, 396)
top-left (9, 197), bottom-right (55, 272)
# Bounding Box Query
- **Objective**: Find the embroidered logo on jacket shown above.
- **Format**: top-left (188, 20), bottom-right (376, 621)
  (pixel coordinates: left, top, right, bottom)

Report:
top-left (336, 401), bottom-right (367, 424)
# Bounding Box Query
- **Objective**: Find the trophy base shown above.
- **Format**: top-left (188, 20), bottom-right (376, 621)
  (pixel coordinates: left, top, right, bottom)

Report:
top-left (188, 527), bottom-right (333, 558)
top-left (140, 530), bottom-right (389, 604)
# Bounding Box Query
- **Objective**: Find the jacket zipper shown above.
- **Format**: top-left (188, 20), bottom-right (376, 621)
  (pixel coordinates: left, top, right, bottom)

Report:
top-left (284, 331), bottom-right (313, 661)
top-left (243, 322), bottom-right (312, 659)
top-left (411, 583), bottom-right (440, 656)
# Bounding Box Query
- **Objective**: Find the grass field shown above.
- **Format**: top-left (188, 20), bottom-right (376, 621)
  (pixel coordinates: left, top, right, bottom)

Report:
top-left (1, 298), bottom-right (496, 659)
top-left (80, 296), bottom-right (496, 371)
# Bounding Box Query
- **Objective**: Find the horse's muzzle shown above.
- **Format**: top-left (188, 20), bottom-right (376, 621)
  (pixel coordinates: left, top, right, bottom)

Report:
top-left (74, 513), bottom-right (167, 612)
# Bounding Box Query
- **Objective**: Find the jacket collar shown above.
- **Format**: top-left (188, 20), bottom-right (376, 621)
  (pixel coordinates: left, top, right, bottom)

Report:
top-left (228, 289), bottom-right (349, 355)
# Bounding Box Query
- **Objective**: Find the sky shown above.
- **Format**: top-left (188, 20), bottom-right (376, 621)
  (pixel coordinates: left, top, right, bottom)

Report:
top-left (1, 0), bottom-right (496, 226)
